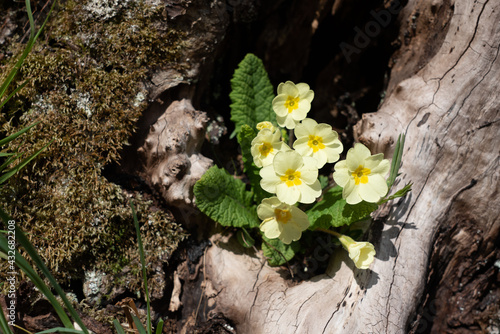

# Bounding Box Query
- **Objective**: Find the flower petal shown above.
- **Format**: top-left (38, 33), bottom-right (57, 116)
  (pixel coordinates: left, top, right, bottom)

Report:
top-left (370, 157), bottom-right (390, 176)
top-left (293, 137), bottom-right (313, 157)
top-left (272, 95), bottom-right (289, 117)
top-left (367, 174), bottom-right (388, 196)
top-left (344, 180), bottom-right (361, 204)
top-left (323, 146), bottom-right (341, 164)
top-left (333, 169), bottom-right (350, 187)
top-left (260, 166), bottom-right (280, 193)
top-left (278, 81), bottom-right (299, 96)
top-left (291, 100), bottom-right (310, 120)
top-left (298, 180), bottom-right (321, 204)
top-left (358, 180), bottom-right (384, 203)
top-left (300, 157), bottom-right (319, 183)
top-left (276, 183), bottom-right (300, 205)
top-left (314, 123), bottom-right (334, 138)
top-left (279, 224), bottom-right (301, 244)
top-left (346, 143), bottom-right (371, 171)
top-left (296, 83), bottom-right (314, 103)
top-left (290, 207), bottom-right (310, 229)
top-left (260, 218), bottom-right (281, 239)
top-left (273, 151), bottom-right (303, 175)
top-left (257, 200), bottom-right (274, 220)
top-left (281, 114), bottom-right (298, 129)
top-left (313, 149), bottom-right (327, 168)
top-left (364, 152), bottom-right (383, 170)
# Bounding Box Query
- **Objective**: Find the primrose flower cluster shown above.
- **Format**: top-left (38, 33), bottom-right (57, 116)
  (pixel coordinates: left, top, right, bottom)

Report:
top-left (252, 81), bottom-right (389, 269)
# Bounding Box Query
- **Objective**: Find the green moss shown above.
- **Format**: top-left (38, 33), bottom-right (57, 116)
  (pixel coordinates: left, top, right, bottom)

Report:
top-left (0, 0), bottom-right (188, 287)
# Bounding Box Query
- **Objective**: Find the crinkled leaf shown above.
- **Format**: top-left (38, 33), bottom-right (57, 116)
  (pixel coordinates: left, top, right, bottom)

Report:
top-left (262, 236), bottom-right (300, 266)
top-left (237, 124), bottom-right (270, 203)
top-left (194, 166), bottom-right (259, 228)
top-left (307, 186), bottom-right (378, 230)
top-left (229, 53), bottom-right (275, 138)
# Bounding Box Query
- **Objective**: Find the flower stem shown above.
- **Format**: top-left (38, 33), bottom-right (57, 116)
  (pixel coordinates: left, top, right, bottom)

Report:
top-left (288, 129), bottom-right (294, 147)
top-left (316, 227), bottom-right (341, 238)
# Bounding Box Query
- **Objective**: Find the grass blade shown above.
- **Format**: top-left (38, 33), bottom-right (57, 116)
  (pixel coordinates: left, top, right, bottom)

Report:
top-left (25, 0), bottom-right (36, 41)
top-left (0, 139), bottom-right (53, 185)
top-left (131, 201), bottom-right (152, 334)
top-left (155, 319), bottom-right (164, 334)
top-left (0, 245), bottom-right (73, 328)
top-left (132, 315), bottom-right (148, 334)
top-left (36, 328), bottom-right (85, 334)
top-left (0, 152), bottom-right (21, 171)
top-left (0, 209), bottom-right (89, 333)
top-left (0, 80), bottom-right (29, 109)
top-left (0, 290), bottom-right (14, 334)
top-left (387, 133), bottom-right (405, 189)
top-left (113, 320), bottom-right (127, 334)
top-left (0, 0), bottom-right (58, 99)
top-left (0, 122), bottom-right (38, 147)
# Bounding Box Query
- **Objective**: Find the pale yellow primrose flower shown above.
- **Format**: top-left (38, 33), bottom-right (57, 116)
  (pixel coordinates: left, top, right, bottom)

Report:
top-left (251, 129), bottom-right (290, 168)
top-left (333, 143), bottom-right (390, 205)
top-left (256, 121), bottom-right (276, 132)
top-left (338, 234), bottom-right (376, 269)
top-left (293, 118), bottom-right (343, 168)
top-left (260, 150), bottom-right (321, 205)
top-left (257, 197), bottom-right (310, 244)
top-left (272, 81), bottom-right (314, 129)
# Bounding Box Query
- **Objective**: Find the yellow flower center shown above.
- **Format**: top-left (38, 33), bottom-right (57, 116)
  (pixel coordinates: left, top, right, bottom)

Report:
top-left (307, 135), bottom-right (325, 153)
top-left (285, 96), bottom-right (300, 113)
top-left (280, 169), bottom-right (302, 187)
top-left (259, 142), bottom-right (273, 157)
top-left (352, 165), bottom-right (371, 185)
top-left (274, 208), bottom-right (292, 224)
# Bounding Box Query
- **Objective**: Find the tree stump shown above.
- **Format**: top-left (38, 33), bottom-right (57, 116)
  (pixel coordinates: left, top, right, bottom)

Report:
top-left (199, 0), bottom-right (500, 332)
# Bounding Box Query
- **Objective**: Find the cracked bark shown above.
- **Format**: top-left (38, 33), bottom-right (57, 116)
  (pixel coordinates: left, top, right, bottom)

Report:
top-left (201, 0), bottom-right (500, 333)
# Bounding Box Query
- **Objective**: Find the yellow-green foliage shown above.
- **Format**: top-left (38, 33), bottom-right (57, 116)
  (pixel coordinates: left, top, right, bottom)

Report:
top-left (0, 0), bottom-right (187, 284)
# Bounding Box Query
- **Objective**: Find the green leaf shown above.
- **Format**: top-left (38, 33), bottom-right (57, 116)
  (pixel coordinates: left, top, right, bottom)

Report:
top-left (236, 228), bottom-right (255, 248)
top-left (387, 133), bottom-right (405, 189)
top-left (229, 54), bottom-right (275, 138)
top-left (262, 236), bottom-right (300, 266)
top-left (318, 175), bottom-right (329, 190)
top-left (194, 166), bottom-right (259, 228)
top-left (155, 319), bottom-right (164, 334)
top-left (379, 182), bottom-right (412, 204)
top-left (307, 186), bottom-right (378, 230)
top-left (237, 124), bottom-right (270, 203)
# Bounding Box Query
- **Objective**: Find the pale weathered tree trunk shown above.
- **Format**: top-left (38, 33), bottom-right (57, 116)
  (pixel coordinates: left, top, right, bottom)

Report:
top-left (199, 0), bottom-right (500, 332)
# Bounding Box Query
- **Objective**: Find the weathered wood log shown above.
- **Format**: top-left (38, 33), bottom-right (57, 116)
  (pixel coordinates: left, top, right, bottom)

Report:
top-left (200, 0), bottom-right (500, 332)
top-left (137, 99), bottom-right (213, 208)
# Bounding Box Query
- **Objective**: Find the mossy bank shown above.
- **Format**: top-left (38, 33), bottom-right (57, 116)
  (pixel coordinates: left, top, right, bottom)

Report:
top-left (0, 0), bottom-right (188, 295)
